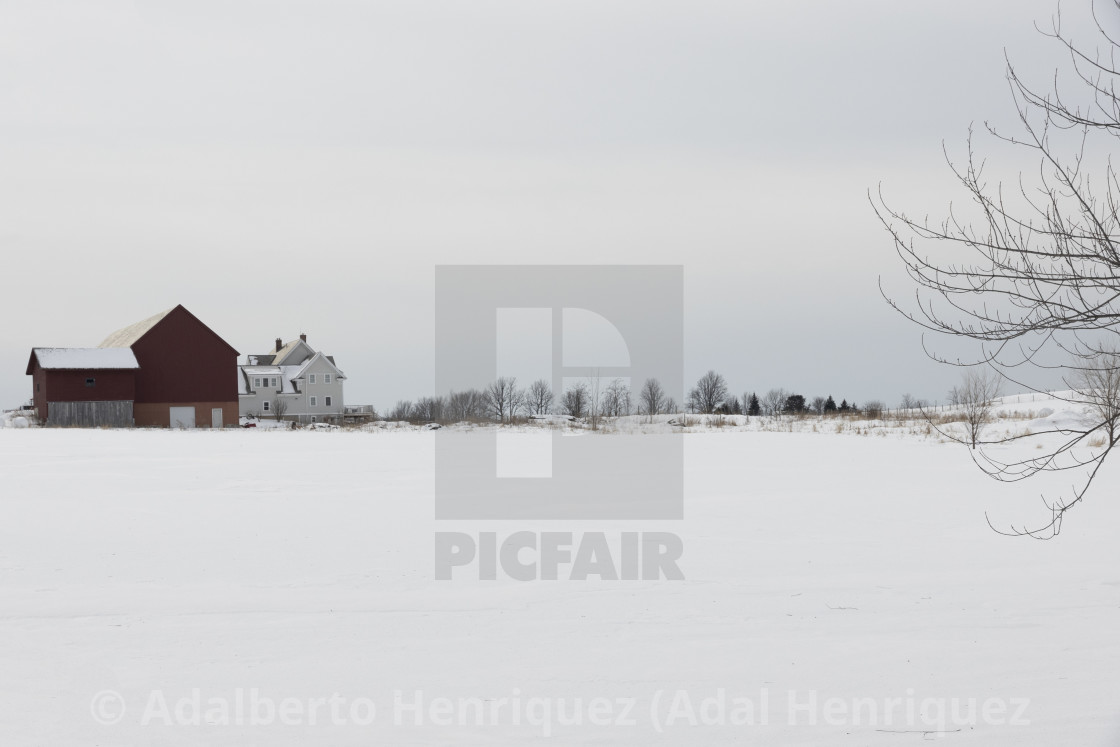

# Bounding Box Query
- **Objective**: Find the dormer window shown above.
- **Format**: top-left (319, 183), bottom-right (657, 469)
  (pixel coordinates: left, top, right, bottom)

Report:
top-left (254, 377), bottom-right (261, 388)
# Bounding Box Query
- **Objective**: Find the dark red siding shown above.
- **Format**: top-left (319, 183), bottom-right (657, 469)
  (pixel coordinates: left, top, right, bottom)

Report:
top-left (129, 306), bottom-right (239, 406)
top-left (27, 363), bottom-right (135, 423)
top-left (31, 364), bottom-right (47, 421)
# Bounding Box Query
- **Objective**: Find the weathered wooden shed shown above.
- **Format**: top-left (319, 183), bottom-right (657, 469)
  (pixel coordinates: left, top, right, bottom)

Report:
top-left (25, 348), bottom-right (140, 427)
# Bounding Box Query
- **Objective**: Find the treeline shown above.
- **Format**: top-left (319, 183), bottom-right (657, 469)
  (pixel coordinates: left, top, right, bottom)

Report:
top-left (687, 370), bottom-right (873, 417)
top-left (378, 369), bottom-right (885, 425)
top-left (384, 376), bottom-right (641, 424)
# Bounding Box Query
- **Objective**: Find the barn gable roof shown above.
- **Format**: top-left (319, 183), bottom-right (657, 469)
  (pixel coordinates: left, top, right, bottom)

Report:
top-left (99, 304), bottom-right (239, 356)
top-left (99, 308), bottom-right (174, 348)
top-left (27, 347), bottom-right (140, 374)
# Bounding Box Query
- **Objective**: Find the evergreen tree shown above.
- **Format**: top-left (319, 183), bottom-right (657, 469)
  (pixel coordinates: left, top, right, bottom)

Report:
top-left (838, 399), bottom-right (850, 413)
top-left (784, 393), bottom-right (806, 414)
top-left (824, 395), bottom-right (837, 413)
top-left (747, 393), bottom-right (761, 416)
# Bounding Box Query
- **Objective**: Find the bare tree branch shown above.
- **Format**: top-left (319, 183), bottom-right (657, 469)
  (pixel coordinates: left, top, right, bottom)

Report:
top-left (877, 0), bottom-right (1120, 535)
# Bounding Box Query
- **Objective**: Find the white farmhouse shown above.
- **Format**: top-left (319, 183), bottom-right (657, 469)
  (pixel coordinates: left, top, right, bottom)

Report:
top-left (238, 335), bottom-right (345, 424)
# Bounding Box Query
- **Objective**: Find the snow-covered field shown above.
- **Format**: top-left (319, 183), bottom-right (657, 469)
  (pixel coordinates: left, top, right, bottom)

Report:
top-left (1, 414), bottom-right (1119, 744)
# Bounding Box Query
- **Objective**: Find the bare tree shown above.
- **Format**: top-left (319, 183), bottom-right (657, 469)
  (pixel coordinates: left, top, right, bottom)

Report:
top-left (950, 370), bottom-right (1002, 449)
top-left (810, 396), bottom-right (827, 415)
top-left (689, 370), bottom-right (729, 414)
top-left (640, 378), bottom-right (667, 421)
top-left (526, 379), bottom-right (553, 416)
top-left (875, 0), bottom-right (1120, 535)
top-left (485, 377), bottom-right (524, 424)
top-left (685, 388), bottom-right (700, 414)
top-left (899, 393), bottom-right (917, 410)
top-left (1075, 351), bottom-right (1120, 444)
top-left (446, 388), bottom-right (485, 422)
top-left (761, 388), bottom-right (787, 418)
top-left (271, 397), bottom-right (288, 421)
top-left (561, 381), bottom-right (590, 419)
top-left (619, 380), bottom-right (633, 416)
top-left (412, 395), bottom-right (447, 424)
top-left (388, 400), bottom-right (413, 421)
top-left (601, 378), bottom-right (632, 418)
top-left (960, 353), bottom-right (1120, 537)
top-left (587, 372), bottom-right (604, 428)
top-left (862, 400), bottom-right (885, 420)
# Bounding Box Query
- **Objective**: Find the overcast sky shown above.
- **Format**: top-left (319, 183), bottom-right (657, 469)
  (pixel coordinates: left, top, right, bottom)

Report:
top-left (0, 0), bottom-right (1084, 411)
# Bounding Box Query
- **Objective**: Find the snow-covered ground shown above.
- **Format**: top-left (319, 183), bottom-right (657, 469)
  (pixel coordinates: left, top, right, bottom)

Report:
top-left (1, 409), bottom-right (1119, 744)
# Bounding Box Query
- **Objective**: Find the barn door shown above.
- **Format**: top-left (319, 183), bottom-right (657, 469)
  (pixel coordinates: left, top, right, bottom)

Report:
top-left (211, 408), bottom-right (223, 429)
top-left (169, 406), bottom-right (195, 429)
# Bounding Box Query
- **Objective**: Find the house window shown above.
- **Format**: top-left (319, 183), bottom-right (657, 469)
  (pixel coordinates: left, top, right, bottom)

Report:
top-left (254, 377), bottom-right (261, 388)
top-left (310, 396), bottom-right (317, 407)
top-left (263, 401), bottom-right (271, 412)
top-left (309, 374), bottom-right (317, 385)
top-left (270, 377), bottom-right (278, 388)
top-left (85, 378), bottom-right (96, 387)
top-left (311, 416), bottom-right (317, 423)
top-left (324, 374), bottom-right (331, 384)
top-left (325, 396), bottom-right (332, 407)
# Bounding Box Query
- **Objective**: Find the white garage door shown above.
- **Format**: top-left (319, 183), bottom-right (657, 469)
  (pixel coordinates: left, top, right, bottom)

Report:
top-left (169, 406), bottom-right (196, 429)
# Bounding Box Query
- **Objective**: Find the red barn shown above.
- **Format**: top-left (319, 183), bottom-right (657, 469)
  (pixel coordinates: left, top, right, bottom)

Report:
top-left (27, 305), bottom-right (239, 428)
top-left (25, 348), bottom-right (140, 426)
top-left (98, 305), bottom-right (239, 428)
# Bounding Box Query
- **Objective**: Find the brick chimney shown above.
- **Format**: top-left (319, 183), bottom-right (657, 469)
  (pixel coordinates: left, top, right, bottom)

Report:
top-left (300, 333), bottom-right (307, 343)
top-left (275, 337), bottom-right (282, 352)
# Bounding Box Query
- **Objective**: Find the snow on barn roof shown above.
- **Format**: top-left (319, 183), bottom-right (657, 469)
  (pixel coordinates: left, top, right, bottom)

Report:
top-left (99, 307), bottom-right (174, 348)
top-left (31, 347), bottom-right (140, 370)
